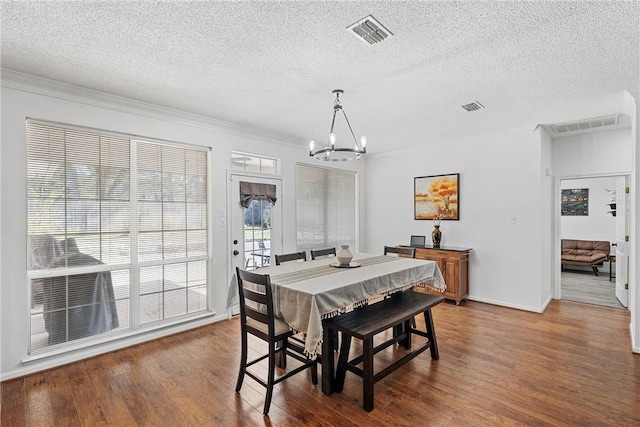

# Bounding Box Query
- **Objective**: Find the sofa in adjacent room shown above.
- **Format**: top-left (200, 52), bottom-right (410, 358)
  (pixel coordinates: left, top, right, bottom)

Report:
top-left (561, 239), bottom-right (610, 276)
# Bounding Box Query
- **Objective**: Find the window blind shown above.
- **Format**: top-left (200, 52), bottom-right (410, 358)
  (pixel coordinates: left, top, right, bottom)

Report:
top-left (26, 120), bottom-right (209, 353)
top-left (137, 141), bottom-right (208, 324)
top-left (296, 164), bottom-right (356, 251)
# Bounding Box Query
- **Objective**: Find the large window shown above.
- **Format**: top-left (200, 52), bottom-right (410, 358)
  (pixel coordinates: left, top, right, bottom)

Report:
top-left (27, 120), bottom-right (209, 354)
top-left (296, 164), bottom-right (357, 251)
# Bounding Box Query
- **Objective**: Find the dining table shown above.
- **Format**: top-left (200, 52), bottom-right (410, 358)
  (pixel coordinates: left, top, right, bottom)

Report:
top-left (227, 251), bottom-right (446, 395)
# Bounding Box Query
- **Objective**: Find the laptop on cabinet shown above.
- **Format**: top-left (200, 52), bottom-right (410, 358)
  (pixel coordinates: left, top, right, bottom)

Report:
top-left (409, 235), bottom-right (426, 247)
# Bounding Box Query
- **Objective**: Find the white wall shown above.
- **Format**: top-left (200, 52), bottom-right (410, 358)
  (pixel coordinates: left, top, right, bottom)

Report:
top-left (0, 73), bottom-right (366, 379)
top-left (540, 129), bottom-right (554, 308)
top-left (552, 128), bottom-right (632, 176)
top-left (560, 176), bottom-right (619, 243)
top-left (365, 128), bottom-right (548, 312)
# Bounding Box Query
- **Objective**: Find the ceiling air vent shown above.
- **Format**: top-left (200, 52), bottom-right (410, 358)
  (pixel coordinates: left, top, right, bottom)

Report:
top-left (461, 101), bottom-right (485, 112)
top-left (552, 115), bottom-right (620, 134)
top-left (347, 15), bottom-right (393, 45)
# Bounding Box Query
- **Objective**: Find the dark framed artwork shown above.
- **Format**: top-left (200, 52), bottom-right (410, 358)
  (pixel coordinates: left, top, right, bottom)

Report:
top-left (561, 188), bottom-right (589, 216)
top-left (414, 173), bottom-right (460, 220)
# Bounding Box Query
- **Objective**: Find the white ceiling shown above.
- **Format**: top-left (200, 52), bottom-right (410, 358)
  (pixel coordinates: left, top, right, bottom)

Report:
top-left (1, 1), bottom-right (639, 155)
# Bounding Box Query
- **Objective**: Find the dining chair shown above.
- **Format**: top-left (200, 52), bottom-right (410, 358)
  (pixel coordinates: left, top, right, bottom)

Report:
top-left (384, 246), bottom-right (416, 258)
top-left (274, 251), bottom-right (307, 265)
top-left (310, 247), bottom-right (336, 260)
top-left (235, 267), bottom-right (317, 415)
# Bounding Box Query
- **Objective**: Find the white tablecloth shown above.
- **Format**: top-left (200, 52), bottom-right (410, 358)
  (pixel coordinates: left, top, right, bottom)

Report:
top-left (228, 252), bottom-right (446, 358)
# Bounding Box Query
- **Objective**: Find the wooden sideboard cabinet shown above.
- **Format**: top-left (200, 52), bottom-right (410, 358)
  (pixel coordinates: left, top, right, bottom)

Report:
top-left (406, 246), bottom-right (472, 305)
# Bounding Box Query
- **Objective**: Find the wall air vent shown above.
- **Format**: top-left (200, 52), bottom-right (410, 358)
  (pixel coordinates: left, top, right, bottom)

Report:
top-left (347, 15), bottom-right (393, 45)
top-left (461, 101), bottom-right (485, 112)
top-left (551, 115), bottom-right (620, 134)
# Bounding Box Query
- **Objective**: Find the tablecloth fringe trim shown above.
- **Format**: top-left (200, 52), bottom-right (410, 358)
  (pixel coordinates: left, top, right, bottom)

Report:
top-left (303, 279), bottom-right (446, 359)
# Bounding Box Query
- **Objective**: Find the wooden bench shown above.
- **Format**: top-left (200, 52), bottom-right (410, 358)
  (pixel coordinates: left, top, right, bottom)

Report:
top-left (324, 291), bottom-right (443, 411)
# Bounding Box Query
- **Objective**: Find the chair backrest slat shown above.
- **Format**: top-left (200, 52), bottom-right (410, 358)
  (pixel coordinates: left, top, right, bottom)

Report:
top-left (310, 247), bottom-right (336, 260)
top-left (274, 251), bottom-right (307, 265)
top-left (236, 267), bottom-right (275, 336)
top-left (242, 287), bottom-right (268, 305)
top-left (384, 246), bottom-right (416, 258)
top-left (245, 308), bottom-right (270, 325)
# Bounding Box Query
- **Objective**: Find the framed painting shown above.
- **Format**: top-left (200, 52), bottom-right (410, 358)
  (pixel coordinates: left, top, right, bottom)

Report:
top-left (414, 173), bottom-right (459, 220)
top-left (561, 188), bottom-right (589, 216)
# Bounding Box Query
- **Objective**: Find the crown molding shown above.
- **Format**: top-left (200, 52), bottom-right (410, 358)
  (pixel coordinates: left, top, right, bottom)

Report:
top-left (0, 68), bottom-right (302, 148)
top-left (367, 126), bottom-right (536, 161)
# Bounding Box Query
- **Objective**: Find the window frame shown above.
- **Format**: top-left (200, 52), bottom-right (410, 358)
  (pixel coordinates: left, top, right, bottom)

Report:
top-left (26, 118), bottom-right (212, 356)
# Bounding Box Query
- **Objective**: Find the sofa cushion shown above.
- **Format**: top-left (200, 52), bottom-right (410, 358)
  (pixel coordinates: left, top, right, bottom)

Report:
top-left (561, 239), bottom-right (610, 266)
top-left (561, 253), bottom-right (608, 263)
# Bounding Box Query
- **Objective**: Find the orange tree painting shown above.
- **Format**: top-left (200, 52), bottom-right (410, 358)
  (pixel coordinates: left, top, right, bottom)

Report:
top-left (414, 173), bottom-right (460, 220)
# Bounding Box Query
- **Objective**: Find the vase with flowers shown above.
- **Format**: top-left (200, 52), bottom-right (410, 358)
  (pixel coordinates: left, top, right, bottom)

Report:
top-left (432, 214), bottom-right (443, 248)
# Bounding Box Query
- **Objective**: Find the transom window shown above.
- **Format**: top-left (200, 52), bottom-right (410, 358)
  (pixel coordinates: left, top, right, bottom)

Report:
top-left (231, 151), bottom-right (278, 175)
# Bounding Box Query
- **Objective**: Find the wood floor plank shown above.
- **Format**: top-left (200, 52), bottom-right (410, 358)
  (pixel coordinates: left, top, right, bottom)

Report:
top-left (1, 377), bottom-right (26, 427)
top-left (66, 361), bottom-right (110, 426)
top-left (75, 355), bottom-right (138, 426)
top-left (2, 299), bottom-right (638, 426)
top-left (24, 372), bottom-right (53, 427)
top-left (45, 368), bottom-right (80, 425)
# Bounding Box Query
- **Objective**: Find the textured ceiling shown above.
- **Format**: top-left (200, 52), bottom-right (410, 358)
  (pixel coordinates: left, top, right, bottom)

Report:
top-left (1, 1), bottom-right (639, 155)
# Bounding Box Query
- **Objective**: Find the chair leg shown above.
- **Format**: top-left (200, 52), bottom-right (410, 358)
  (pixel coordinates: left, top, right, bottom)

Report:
top-left (311, 358), bottom-right (318, 385)
top-left (235, 330), bottom-right (247, 392)
top-left (276, 339), bottom-right (287, 369)
top-left (281, 338), bottom-right (288, 369)
top-left (592, 266), bottom-right (599, 276)
top-left (263, 341), bottom-right (277, 415)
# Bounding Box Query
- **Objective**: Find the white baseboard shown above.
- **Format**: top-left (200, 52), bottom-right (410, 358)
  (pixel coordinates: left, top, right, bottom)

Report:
top-left (467, 296), bottom-right (547, 313)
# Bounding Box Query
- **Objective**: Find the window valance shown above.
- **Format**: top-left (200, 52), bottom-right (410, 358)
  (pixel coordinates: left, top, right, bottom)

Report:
top-left (239, 181), bottom-right (277, 208)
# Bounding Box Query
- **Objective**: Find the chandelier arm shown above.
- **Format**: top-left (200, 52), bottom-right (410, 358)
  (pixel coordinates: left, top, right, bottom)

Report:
top-left (341, 109), bottom-right (361, 150)
top-left (330, 108), bottom-right (338, 136)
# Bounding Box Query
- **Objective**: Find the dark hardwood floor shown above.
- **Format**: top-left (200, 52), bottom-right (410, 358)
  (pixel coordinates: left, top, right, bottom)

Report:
top-left (2, 299), bottom-right (639, 426)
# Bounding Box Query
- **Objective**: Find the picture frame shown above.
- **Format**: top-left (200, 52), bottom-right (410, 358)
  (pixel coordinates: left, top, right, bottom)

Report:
top-left (561, 188), bottom-right (589, 216)
top-left (414, 173), bottom-right (460, 220)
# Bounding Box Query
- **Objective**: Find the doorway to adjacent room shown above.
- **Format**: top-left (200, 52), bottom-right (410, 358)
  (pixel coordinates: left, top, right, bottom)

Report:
top-left (559, 175), bottom-right (628, 309)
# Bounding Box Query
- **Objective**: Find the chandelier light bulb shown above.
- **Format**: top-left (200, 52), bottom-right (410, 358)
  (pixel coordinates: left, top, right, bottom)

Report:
top-left (309, 139), bottom-right (315, 151)
top-left (360, 135), bottom-right (367, 148)
top-left (329, 132), bottom-right (336, 146)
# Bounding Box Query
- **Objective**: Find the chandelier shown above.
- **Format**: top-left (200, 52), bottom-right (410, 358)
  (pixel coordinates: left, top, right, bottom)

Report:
top-left (309, 89), bottom-right (367, 161)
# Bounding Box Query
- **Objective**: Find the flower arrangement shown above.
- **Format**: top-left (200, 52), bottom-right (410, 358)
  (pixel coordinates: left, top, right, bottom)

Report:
top-left (433, 207), bottom-right (448, 226)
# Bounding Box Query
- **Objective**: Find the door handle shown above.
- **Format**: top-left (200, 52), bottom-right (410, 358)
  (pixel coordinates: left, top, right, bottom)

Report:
top-left (233, 250), bottom-right (239, 256)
